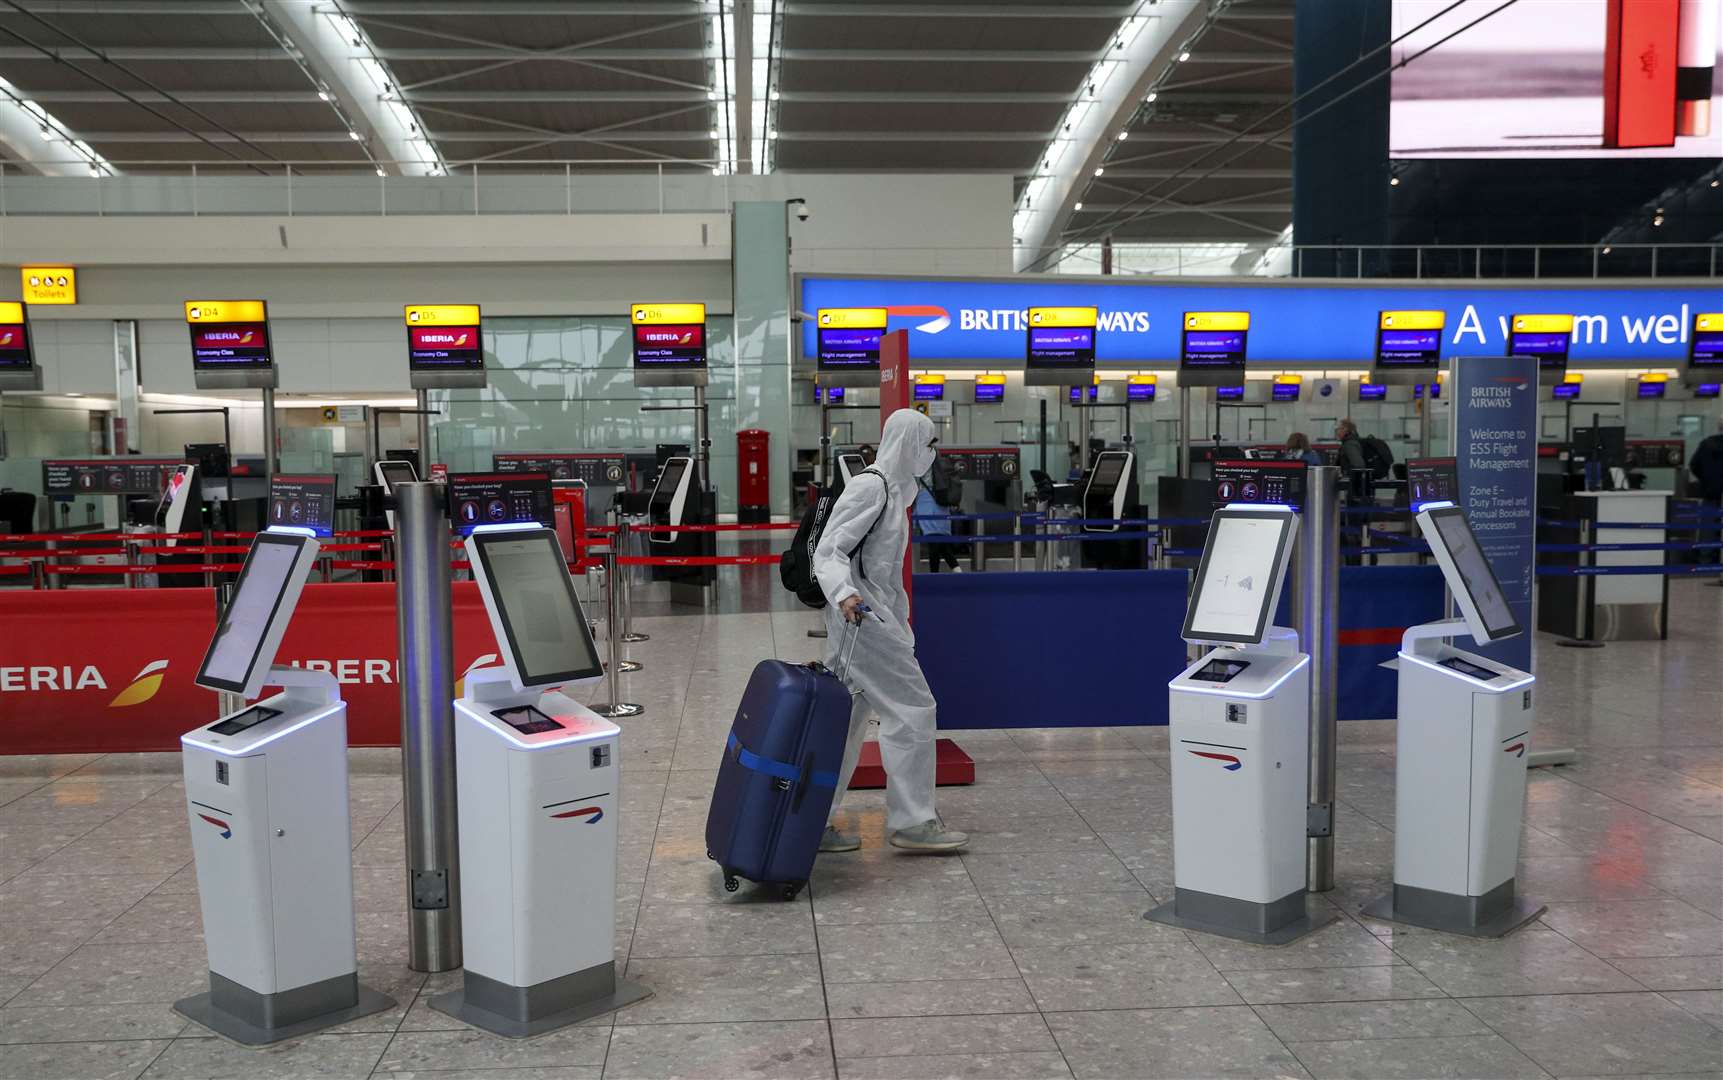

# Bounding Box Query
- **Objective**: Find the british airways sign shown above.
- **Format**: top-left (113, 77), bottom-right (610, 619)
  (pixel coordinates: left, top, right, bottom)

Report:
top-left (798, 276), bottom-right (1717, 365)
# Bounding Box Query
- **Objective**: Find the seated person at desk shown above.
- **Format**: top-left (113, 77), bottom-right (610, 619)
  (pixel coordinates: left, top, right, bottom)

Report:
top-left (1692, 417), bottom-right (1723, 566)
top-left (1285, 432), bottom-right (1322, 467)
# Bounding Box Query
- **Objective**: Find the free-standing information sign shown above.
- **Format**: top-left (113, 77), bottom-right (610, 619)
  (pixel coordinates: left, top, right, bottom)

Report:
top-left (405, 303), bottom-right (486, 390)
top-left (267, 474), bottom-right (338, 536)
top-left (186, 300), bottom-right (275, 390)
top-left (1450, 356), bottom-right (1537, 671)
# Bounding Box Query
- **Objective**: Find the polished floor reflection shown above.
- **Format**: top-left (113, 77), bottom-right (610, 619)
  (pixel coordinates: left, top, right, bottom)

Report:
top-left (0, 580), bottom-right (1718, 1079)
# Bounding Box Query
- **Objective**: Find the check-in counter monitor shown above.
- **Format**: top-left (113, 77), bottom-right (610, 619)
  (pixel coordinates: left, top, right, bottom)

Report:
top-left (1150, 505), bottom-right (1334, 945)
top-left (432, 524), bottom-right (648, 1036)
top-left (1081, 450), bottom-right (1133, 532)
top-left (648, 455), bottom-right (693, 544)
top-left (1367, 503), bottom-right (1542, 937)
top-left (175, 528), bottom-right (393, 1043)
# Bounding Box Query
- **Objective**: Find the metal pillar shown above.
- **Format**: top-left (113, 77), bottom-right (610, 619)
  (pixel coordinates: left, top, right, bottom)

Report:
top-left (394, 482), bottom-right (462, 972)
top-left (1177, 386), bottom-right (1191, 479)
top-left (1294, 466), bottom-right (1340, 893)
top-left (693, 385), bottom-right (710, 494)
top-left (590, 548), bottom-right (643, 718)
top-left (260, 386), bottom-right (278, 484)
top-left (416, 389), bottom-right (432, 473)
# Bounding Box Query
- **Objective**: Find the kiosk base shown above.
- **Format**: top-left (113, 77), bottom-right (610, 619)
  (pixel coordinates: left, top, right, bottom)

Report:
top-left (430, 963), bottom-right (651, 1039)
top-left (1146, 886), bottom-right (1337, 946)
top-left (1363, 880), bottom-right (1545, 939)
top-left (174, 973), bottom-right (394, 1046)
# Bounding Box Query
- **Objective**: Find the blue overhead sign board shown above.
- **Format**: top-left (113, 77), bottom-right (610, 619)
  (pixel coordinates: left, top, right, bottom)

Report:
top-left (798, 277), bottom-right (1718, 365)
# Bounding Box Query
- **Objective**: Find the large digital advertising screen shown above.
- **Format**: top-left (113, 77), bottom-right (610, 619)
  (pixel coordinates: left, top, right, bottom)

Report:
top-left (1390, 0), bottom-right (1722, 159)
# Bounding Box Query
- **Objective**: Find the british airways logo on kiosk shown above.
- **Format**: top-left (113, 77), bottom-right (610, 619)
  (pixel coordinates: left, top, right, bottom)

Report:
top-left (799, 277), bottom-right (1718, 364)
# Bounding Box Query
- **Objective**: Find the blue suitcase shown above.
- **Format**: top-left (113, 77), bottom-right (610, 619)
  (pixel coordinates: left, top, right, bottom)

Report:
top-left (706, 638), bottom-right (857, 900)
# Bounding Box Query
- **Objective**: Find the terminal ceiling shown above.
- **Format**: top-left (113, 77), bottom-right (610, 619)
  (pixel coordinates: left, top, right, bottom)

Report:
top-left (0, 0), bottom-right (1294, 246)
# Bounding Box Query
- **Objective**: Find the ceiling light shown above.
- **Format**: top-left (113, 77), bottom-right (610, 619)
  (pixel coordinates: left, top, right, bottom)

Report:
top-left (1712, 179), bottom-right (1720, 187)
top-left (1073, 201), bottom-right (1084, 210)
top-left (709, 128), bottom-right (719, 138)
top-left (1093, 166), bottom-right (1105, 176)
top-left (770, 90), bottom-right (781, 101)
top-left (769, 128), bottom-right (779, 139)
top-left (706, 90), bottom-right (717, 100)
top-left (1178, 50), bottom-right (1191, 62)
top-left (712, 166), bottom-right (722, 175)
top-left (1389, 176), bottom-right (1400, 186)
top-left (1117, 130), bottom-right (1129, 140)
top-left (348, 130), bottom-right (362, 141)
top-left (1145, 91), bottom-right (1158, 103)
top-left (1653, 215), bottom-right (1664, 226)
top-left (1602, 246), bottom-right (1612, 254)
top-left (375, 167), bottom-right (386, 177)
top-left (317, 90), bottom-right (331, 102)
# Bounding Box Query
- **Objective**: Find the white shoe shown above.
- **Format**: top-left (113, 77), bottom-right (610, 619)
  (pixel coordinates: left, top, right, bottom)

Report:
top-left (889, 819), bottom-right (969, 852)
top-left (819, 826), bottom-right (860, 853)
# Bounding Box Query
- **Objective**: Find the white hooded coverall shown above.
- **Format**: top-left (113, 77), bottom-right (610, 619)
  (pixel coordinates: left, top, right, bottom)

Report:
top-left (813, 409), bottom-right (941, 834)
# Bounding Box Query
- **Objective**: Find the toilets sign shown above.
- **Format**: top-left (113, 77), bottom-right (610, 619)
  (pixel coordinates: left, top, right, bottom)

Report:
top-left (799, 277), bottom-right (1716, 366)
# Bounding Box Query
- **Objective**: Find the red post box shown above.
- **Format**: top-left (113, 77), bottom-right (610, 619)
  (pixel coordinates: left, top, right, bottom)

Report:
top-left (737, 428), bottom-right (770, 523)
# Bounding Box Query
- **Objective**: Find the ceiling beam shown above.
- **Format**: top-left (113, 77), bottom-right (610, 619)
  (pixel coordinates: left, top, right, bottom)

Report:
top-left (1093, 166), bottom-right (1290, 179)
top-left (783, 2), bottom-right (1134, 15)
top-left (334, 2), bottom-right (698, 12)
top-left (22, 89), bottom-right (328, 103)
top-left (255, 0), bottom-right (443, 176)
top-left (778, 90), bottom-right (1076, 104)
top-left (1072, 202), bottom-right (1290, 212)
top-left (0, 46), bottom-right (290, 61)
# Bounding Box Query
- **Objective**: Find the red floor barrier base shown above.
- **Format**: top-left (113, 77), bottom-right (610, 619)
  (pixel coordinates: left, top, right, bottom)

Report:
top-left (847, 737), bottom-right (975, 789)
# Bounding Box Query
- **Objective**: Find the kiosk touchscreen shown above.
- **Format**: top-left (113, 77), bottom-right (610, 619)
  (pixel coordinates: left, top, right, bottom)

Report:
top-left (1149, 505), bottom-right (1335, 944)
top-left (432, 524), bottom-right (649, 1036)
top-left (1364, 503), bottom-right (1542, 937)
top-left (175, 527), bottom-right (393, 1044)
top-left (648, 455), bottom-right (693, 545)
top-left (1081, 450), bottom-right (1133, 533)
top-left (374, 458), bottom-right (418, 531)
top-left (836, 452), bottom-right (867, 486)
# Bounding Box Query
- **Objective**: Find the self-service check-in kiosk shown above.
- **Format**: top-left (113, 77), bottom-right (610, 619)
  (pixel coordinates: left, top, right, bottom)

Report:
top-left (647, 455), bottom-right (693, 545)
top-left (1148, 505), bottom-right (1336, 944)
top-left (174, 527), bottom-right (393, 1044)
top-left (430, 523), bottom-right (650, 1036)
top-left (1081, 450), bottom-right (1133, 531)
top-left (374, 458), bottom-right (418, 531)
top-left (1364, 503), bottom-right (1543, 937)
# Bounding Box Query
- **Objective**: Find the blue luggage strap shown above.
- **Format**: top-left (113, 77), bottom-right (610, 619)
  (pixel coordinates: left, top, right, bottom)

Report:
top-left (727, 732), bottom-right (839, 788)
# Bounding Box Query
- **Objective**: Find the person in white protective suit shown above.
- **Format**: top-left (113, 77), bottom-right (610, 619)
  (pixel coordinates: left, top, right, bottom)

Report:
top-left (813, 409), bottom-right (969, 853)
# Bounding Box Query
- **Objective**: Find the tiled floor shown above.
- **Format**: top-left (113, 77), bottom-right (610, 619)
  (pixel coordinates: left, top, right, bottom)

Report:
top-left (1, 578), bottom-right (1719, 1079)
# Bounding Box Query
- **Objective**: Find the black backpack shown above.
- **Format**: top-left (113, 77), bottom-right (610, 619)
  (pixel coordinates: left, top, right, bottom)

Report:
top-left (928, 456), bottom-right (962, 508)
top-left (1360, 436), bottom-right (1395, 481)
top-left (779, 469), bottom-right (889, 609)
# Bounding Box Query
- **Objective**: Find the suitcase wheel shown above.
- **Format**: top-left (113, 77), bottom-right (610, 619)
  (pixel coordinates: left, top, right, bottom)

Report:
top-left (706, 850), bottom-right (715, 861)
top-left (780, 883), bottom-right (803, 902)
top-left (723, 875), bottom-right (740, 893)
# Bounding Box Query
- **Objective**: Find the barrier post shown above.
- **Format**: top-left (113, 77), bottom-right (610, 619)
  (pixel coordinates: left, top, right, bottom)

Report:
top-left (1295, 465), bottom-right (1341, 893)
top-left (618, 518), bottom-right (648, 644)
top-left (590, 546), bottom-right (643, 719)
top-left (393, 482), bottom-right (462, 973)
top-left (1557, 518), bottom-right (1604, 648)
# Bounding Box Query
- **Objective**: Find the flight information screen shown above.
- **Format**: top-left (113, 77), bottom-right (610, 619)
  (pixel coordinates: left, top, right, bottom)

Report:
top-left (1185, 513), bottom-right (1292, 643)
top-left (1509, 331), bottom-right (1570, 371)
top-left (1690, 315), bottom-right (1723, 368)
top-left (1375, 328), bottom-right (1441, 367)
top-left (0, 303), bottom-right (32, 372)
